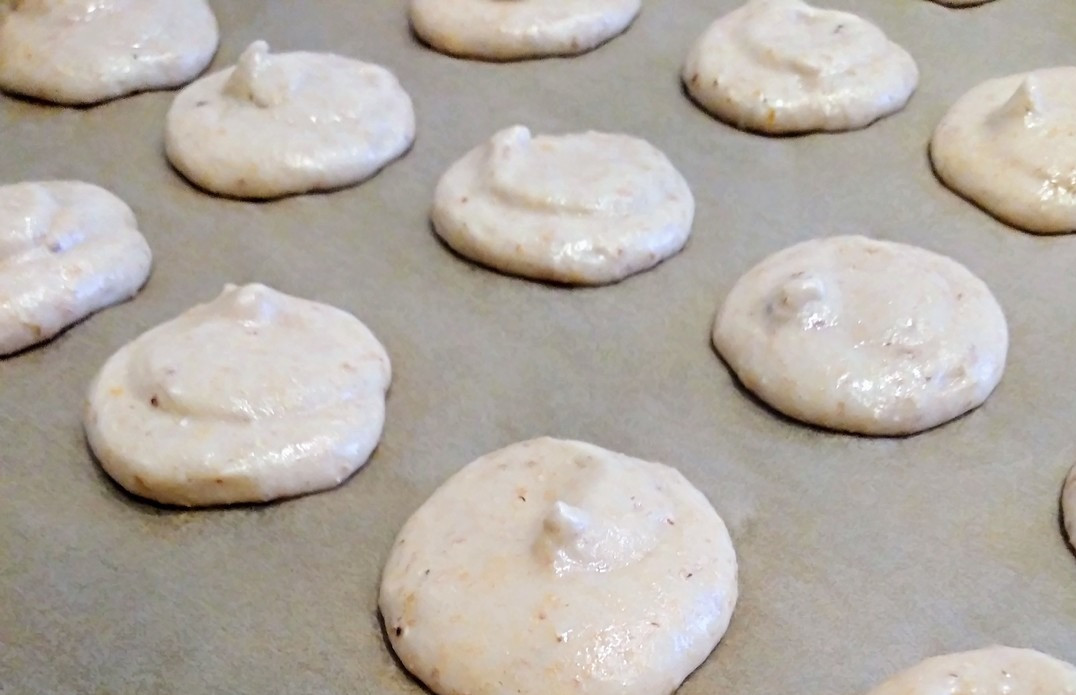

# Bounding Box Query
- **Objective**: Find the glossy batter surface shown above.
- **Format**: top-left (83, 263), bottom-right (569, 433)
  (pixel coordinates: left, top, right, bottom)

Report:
top-left (865, 647), bottom-right (1076, 695)
top-left (0, 0), bottom-right (218, 105)
top-left (85, 283), bottom-right (391, 507)
top-left (0, 181), bottom-right (151, 355)
top-left (409, 0), bottom-right (640, 61)
top-left (713, 236), bottom-right (1008, 435)
top-left (380, 437), bottom-right (738, 695)
top-left (931, 66), bottom-right (1076, 234)
top-left (432, 126), bottom-right (694, 285)
top-left (165, 41), bottom-right (415, 199)
top-left (683, 0), bottom-right (918, 134)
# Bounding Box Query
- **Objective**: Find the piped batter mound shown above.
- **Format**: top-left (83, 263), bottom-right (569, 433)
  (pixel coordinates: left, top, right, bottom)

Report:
top-left (432, 126), bottom-right (694, 285)
top-left (165, 40), bottom-right (415, 199)
top-left (713, 236), bottom-right (1008, 436)
top-left (682, 0), bottom-right (918, 134)
top-left (84, 284), bottom-right (392, 507)
top-left (931, 0), bottom-right (997, 6)
top-left (0, 0), bottom-right (218, 105)
top-left (409, 0), bottom-right (641, 61)
top-left (380, 437), bottom-right (738, 695)
top-left (1064, 464), bottom-right (1076, 549)
top-left (931, 67), bottom-right (1076, 234)
top-left (0, 181), bottom-right (151, 355)
top-left (865, 647), bottom-right (1076, 695)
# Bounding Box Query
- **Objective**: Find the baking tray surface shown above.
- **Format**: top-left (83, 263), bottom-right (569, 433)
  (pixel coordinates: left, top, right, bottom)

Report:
top-left (2, 1), bottom-right (1075, 692)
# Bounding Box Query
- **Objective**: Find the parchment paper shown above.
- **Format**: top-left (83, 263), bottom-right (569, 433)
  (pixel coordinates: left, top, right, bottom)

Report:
top-left (2, 1), bottom-right (1075, 693)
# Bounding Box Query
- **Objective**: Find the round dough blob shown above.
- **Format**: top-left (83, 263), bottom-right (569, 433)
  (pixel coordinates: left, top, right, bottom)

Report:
top-left (0, 0), bottom-right (218, 105)
top-left (683, 0), bottom-right (919, 134)
top-left (85, 283), bottom-right (392, 507)
top-left (931, 67), bottom-right (1076, 234)
top-left (0, 181), bottom-right (151, 356)
top-left (713, 236), bottom-right (1008, 436)
top-left (165, 40), bottom-right (415, 199)
top-left (409, 0), bottom-right (641, 61)
top-left (432, 126), bottom-right (694, 285)
top-left (380, 437), bottom-right (738, 695)
top-left (1064, 464), bottom-right (1076, 549)
top-left (865, 647), bottom-right (1076, 695)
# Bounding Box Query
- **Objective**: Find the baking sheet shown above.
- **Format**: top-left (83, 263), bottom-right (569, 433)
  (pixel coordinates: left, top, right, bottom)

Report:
top-left (2, 0), bottom-right (1075, 692)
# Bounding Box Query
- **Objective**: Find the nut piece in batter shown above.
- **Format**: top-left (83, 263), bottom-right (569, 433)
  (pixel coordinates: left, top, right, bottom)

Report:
top-left (865, 646), bottom-right (1076, 695)
top-left (84, 283), bottom-right (392, 507)
top-left (165, 40), bottom-right (415, 199)
top-left (683, 0), bottom-right (919, 134)
top-left (0, 0), bottom-right (218, 105)
top-left (0, 181), bottom-right (151, 355)
top-left (713, 236), bottom-right (1008, 435)
top-left (432, 126), bottom-right (694, 285)
top-left (380, 437), bottom-right (738, 695)
top-left (409, 0), bottom-right (641, 61)
top-left (931, 66), bottom-right (1076, 234)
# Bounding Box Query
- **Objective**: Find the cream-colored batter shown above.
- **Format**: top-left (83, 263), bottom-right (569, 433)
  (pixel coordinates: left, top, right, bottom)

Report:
top-left (0, 0), bottom-right (218, 105)
top-left (683, 0), bottom-right (918, 134)
top-left (165, 41), bottom-right (415, 199)
top-left (84, 283), bottom-right (392, 507)
top-left (931, 67), bottom-right (1076, 234)
top-left (409, 0), bottom-right (641, 61)
top-left (380, 437), bottom-right (738, 695)
top-left (432, 126), bottom-right (694, 285)
top-left (713, 236), bottom-right (1008, 435)
top-left (865, 647), bottom-right (1076, 695)
top-left (1064, 464), bottom-right (1076, 549)
top-left (0, 181), bottom-right (151, 355)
